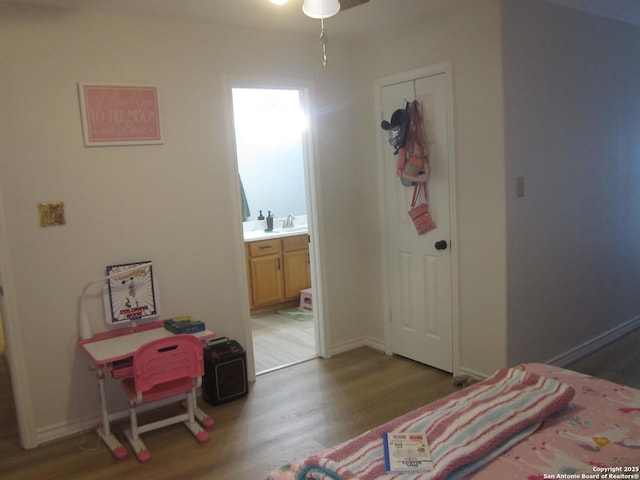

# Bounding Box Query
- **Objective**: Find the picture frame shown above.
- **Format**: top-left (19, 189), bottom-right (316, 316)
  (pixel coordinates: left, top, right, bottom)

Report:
top-left (104, 261), bottom-right (159, 325)
top-left (77, 83), bottom-right (163, 146)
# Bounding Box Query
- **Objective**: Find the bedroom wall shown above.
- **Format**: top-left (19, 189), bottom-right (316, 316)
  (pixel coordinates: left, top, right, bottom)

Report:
top-left (0, 4), bottom-right (364, 445)
top-left (354, 0), bottom-right (508, 377)
top-left (503, 0), bottom-right (640, 364)
top-left (7, 0), bottom-right (634, 449)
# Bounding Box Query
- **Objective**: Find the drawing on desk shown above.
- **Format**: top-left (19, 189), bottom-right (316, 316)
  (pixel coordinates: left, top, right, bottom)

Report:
top-left (104, 261), bottom-right (159, 325)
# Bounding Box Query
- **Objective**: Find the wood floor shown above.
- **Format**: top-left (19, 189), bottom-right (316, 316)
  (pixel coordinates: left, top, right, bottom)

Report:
top-left (0, 327), bottom-right (638, 479)
top-left (565, 326), bottom-right (640, 388)
top-left (0, 347), bottom-right (459, 480)
top-left (251, 311), bottom-right (316, 374)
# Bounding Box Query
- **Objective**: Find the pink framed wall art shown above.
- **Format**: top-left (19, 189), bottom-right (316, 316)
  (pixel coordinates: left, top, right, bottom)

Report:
top-left (78, 83), bottom-right (163, 146)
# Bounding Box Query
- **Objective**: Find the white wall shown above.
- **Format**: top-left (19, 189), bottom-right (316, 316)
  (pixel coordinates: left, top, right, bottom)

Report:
top-left (0, 4), bottom-right (362, 444)
top-left (503, 0), bottom-right (640, 364)
top-left (6, 0), bottom-right (637, 448)
top-left (355, 0), bottom-right (508, 377)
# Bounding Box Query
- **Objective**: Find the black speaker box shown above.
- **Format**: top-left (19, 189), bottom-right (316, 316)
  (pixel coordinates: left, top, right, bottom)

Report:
top-left (202, 337), bottom-right (248, 405)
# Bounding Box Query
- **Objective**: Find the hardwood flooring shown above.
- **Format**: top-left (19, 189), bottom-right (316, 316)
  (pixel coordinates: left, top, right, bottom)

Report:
top-left (0, 348), bottom-right (457, 480)
top-left (565, 326), bottom-right (640, 388)
top-left (0, 326), bottom-right (638, 479)
top-left (251, 311), bottom-right (316, 374)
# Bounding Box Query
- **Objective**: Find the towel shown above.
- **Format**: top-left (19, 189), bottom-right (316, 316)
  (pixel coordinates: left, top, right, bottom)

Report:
top-left (239, 175), bottom-right (251, 221)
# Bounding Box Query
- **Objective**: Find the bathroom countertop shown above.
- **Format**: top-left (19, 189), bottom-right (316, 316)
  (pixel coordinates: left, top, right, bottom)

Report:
top-left (243, 227), bottom-right (308, 242)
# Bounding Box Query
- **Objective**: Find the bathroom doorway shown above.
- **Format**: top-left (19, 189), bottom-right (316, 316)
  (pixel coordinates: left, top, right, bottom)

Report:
top-left (231, 86), bottom-right (319, 375)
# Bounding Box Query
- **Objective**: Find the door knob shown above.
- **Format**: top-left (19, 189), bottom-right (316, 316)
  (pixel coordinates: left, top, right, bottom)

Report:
top-left (434, 240), bottom-right (448, 250)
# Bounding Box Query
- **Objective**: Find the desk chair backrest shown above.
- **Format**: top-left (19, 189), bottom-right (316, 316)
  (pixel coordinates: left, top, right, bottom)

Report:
top-left (132, 335), bottom-right (204, 395)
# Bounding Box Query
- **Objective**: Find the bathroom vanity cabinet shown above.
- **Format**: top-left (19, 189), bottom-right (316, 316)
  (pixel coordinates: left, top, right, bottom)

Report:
top-left (245, 234), bottom-right (311, 313)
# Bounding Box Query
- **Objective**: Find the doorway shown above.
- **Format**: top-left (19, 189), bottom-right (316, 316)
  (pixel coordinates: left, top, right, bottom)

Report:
top-left (0, 187), bottom-right (35, 449)
top-left (231, 86), bottom-right (319, 374)
top-left (377, 64), bottom-right (458, 373)
top-left (0, 311), bottom-right (18, 445)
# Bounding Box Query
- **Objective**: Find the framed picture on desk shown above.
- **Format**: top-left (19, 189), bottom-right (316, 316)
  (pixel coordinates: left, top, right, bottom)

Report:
top-left (105, 261), bottom-right (158, 325)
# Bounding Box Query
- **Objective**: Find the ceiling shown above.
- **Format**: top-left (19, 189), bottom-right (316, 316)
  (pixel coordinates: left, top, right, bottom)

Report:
top-left (547, 0), bottom-right (640, 26)
top-left (2, 0), bottom-right (640, 40)
top-left (0, 0), bottom-right (457, 40)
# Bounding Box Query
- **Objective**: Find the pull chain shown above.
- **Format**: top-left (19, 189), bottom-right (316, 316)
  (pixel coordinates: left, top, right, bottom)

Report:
top-left (320, 16), bottom-right (328, 67)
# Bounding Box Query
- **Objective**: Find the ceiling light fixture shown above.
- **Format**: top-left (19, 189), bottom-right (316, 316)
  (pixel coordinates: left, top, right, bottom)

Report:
top-left (302, 0), bottom-right (341, 66)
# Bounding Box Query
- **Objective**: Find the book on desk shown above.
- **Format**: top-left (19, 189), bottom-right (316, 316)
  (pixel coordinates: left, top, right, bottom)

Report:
top-left (163, 318), bottom-right (206, 334)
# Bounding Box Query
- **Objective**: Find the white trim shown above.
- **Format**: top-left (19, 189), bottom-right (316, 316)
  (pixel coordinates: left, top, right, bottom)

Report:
top-left (330, 336), bottom-right (384, 356)
top-left (547, 316), bottom-right (640, 367)
top-left (223, 76), bottom-right (330, 378)
top-left (0, 188), bottom-right (38, 448)
top-left (300, 84), bottom-right (331, 359)
top-left (456, 366), bottom-right (488, 381)
top-left (219, 78), bottom-right (257, 382)
top-left (35, 394), bottom-right (185, 445)
top-left (373, 62), bottom-right (460, 374)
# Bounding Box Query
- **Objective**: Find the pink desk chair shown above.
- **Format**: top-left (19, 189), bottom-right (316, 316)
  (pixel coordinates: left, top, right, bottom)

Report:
top-left (121, 335), bottom-right (211, 462)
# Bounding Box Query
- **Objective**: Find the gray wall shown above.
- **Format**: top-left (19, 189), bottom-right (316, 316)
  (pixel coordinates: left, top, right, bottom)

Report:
top-left (503, 0), bottom-right (640, 364)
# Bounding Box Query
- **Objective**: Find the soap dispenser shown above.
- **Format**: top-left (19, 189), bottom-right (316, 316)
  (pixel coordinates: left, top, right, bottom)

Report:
top-left (257, 210), bottom-right (264, 220)
top-left (266, 211), bottom-right (274, 231)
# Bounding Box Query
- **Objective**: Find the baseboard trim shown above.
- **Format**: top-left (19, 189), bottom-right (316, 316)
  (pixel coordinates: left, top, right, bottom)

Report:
top-left (364, 337), bottom-right (385, 353)
top-left (456, 366), bottom-right (488, 381)
top-left (330, 337), bottom-right (385, 356)
top-left (547, 316), bottom-right (640, 368)
top-left (36, 395), bottom-right (192, 446)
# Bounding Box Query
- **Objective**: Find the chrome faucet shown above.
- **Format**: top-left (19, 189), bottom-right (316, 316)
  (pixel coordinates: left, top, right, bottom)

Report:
top-left (284, 215), bottom-right (295, 228)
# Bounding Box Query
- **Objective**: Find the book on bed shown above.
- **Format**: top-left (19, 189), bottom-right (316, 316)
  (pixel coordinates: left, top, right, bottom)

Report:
top-left (383, 431), bottom-right (433, 472)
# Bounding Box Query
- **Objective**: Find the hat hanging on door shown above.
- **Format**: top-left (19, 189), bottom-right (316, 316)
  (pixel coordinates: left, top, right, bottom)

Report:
top-left (381, 104), bottom-right (409, 154)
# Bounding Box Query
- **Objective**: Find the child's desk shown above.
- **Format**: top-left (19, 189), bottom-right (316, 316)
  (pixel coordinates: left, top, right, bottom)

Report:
top-left (79, 322), bottom-right (215, 458)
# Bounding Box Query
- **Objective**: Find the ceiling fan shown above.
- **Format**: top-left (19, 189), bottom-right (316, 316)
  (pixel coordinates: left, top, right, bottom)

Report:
top-left (340, 0), bottom-right (370, 11)
top-left (301, 0), bottom-right (369, 18)
top-left (301, 0), bottom-right (369, 65)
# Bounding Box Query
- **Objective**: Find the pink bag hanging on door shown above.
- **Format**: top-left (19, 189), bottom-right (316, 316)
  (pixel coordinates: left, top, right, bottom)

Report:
top-left (408, 182), bottom-right (436, 235)
top-left (398, 100), bottom-right (430, 186)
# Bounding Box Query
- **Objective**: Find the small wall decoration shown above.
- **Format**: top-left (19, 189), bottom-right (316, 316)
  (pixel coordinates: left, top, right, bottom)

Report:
top-left (78, 83), bottom-right (162, 146)
top-left (38, 202), bottom-right (66, 227)
top-left (105, 261), bottom-right (158, 324)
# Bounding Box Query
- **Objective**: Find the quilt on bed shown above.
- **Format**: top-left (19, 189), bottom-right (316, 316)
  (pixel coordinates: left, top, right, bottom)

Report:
top-left (464, 363), bottom-right (640, 479)
top-left (267, 363), bottom-right (640, 480)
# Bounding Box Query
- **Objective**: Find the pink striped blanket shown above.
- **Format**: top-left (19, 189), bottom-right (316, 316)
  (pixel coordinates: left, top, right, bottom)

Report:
top-left (276, 366), bottom-right (575, 480)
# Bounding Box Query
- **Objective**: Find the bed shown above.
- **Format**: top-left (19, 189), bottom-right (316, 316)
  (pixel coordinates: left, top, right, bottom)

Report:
top-left (267, 363), bottom-right (640, 480)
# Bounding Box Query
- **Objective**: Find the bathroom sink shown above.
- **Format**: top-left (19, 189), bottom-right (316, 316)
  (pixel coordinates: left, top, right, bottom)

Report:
top-left (244, 225), bottom-right (308, 241)
top-left (279, 225), bottom-right (308, 233)
top-left (267, 226), bottom-right (308, 235)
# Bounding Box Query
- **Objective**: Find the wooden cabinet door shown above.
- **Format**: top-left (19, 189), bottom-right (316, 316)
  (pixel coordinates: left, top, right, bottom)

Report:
top-left (283, 248), bottom-right (311, 300)
top-left (249, 254), bottom-right (284, 307)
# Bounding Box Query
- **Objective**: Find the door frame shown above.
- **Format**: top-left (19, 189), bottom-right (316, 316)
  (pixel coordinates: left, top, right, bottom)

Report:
top-left (0, 187), bottom-right (38, 448)
top-left (223, 77), bottom-right (329, 381)
top-left (374, 62), bottom-right (460, 374)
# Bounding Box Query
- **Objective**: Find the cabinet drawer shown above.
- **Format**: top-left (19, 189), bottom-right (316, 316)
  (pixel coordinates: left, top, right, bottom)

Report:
top-left (248, 238), bottom-right (281, 257)
top-left (282, 234), bottom-right (308, 252)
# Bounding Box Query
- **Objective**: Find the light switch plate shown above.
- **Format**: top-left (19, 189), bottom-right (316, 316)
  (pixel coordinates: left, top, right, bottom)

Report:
top-left (516, 176), bottom-right (525, 198)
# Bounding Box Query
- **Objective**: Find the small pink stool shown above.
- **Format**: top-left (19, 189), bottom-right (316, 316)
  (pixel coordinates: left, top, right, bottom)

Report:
top-left (299, 288), bottom-right (313, 311)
